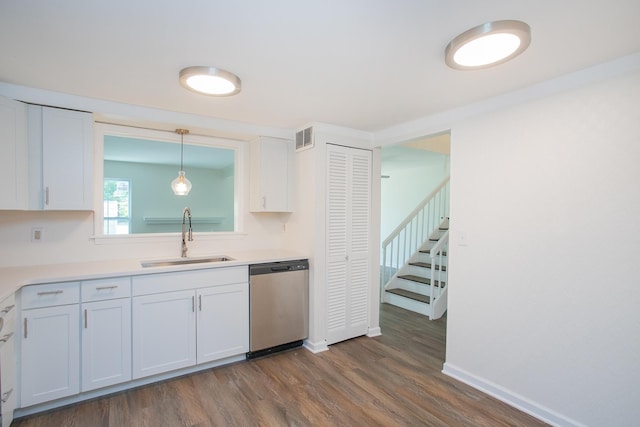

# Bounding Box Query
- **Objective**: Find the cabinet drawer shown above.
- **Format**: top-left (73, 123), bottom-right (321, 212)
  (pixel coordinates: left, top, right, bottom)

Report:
top-left (21, 282), bottom-right (80, 309)
top-left (132, 266), bottom-right (248, 296)
top-left (81, 277), bottom-right (131, 302)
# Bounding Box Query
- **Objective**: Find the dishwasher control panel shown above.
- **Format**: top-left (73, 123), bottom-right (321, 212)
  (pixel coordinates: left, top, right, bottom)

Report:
top-left (249, 259), bottom-right (309, 275)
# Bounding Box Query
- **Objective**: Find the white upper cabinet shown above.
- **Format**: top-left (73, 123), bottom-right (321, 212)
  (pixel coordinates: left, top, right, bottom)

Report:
top-left (0, 96), bottom-right (27, 210)
top-left (27, 105), bottom-right (93, 210)
top-left (250, 137), bottom-right (293, 212)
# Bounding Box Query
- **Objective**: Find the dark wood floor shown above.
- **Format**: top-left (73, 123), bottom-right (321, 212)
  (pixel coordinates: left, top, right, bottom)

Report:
top-left (13, 304), bottom-right (547, 426)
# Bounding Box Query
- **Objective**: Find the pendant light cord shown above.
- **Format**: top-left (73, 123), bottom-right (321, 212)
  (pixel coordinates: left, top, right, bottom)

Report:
top-left (176, 129), bottom-right (189, 170)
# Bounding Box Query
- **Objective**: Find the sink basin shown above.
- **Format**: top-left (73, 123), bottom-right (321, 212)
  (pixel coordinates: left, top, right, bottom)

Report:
top-left (141, 256), bottom-right (235, 268)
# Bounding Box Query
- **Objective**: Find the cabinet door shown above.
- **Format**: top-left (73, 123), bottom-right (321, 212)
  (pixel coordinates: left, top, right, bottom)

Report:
top-left (132, 290), bottom-right (196, 379)
top-left (325, 144), bottom-right (371, 345)
top-left (196, 283), bottom-right (249, 363)
top-left (0, 330), bottom-right (16, 427)
top-left (41, 106), bottom-right (93, 210)
top-left (20, 305), bottom-right (80, 407)
top-left (81, 298), bottom-right (131, 391)
top-left (0, 96), bottom-right (27, 210)
top-left (250, 137), bottom-right (293, 212)
top-left (0, 295), bottom-right (16, 427)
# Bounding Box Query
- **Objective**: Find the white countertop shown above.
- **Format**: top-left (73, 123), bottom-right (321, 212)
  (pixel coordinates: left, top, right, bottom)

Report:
top-left (0, 249), bottom-right (308, 302)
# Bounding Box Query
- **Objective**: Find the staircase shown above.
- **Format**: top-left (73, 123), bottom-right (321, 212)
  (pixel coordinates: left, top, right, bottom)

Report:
top-left (381, 177), bottom-right (449, 319)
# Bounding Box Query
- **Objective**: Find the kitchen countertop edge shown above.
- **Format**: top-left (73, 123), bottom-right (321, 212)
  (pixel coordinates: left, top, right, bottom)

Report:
top-left (0, 250), bottom-right (309, 302)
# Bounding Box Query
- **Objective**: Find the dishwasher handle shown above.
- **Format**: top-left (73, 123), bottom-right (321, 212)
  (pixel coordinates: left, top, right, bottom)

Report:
top-left (270, 266), bottom-right (291, 272)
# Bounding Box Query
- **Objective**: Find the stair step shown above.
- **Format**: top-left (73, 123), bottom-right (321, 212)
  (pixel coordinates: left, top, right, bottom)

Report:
top-left (398, 274), bottom-right (445, 287)
top-left (419, 249), bottom-right (447, 256)
top-left (386, 288), bottom-right (430, 304)
top-left (408, 262), bottom-right (446, 271)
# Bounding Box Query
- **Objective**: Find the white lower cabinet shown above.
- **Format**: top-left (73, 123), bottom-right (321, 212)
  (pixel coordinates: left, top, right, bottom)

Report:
top-left (132, 283), bottom-right (249, 379)
top-left (14, 266), bottom-right (249, 413)
top-left (196, 283), bottom-right (249, 363)
top-left (20, 304), bottom-right (80, 407)
top-left (0, 294), bottom-right (17, 427)
top-left (81, 298), bottom-right (132, 391)
top-left (132, 267), bottom-right (249, 380)
top-left (132, 290), bottom-right (197, 379)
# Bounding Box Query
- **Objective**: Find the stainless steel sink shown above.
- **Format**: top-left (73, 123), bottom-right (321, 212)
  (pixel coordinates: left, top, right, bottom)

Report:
top-left (140, 256), bottom-right (235, 268)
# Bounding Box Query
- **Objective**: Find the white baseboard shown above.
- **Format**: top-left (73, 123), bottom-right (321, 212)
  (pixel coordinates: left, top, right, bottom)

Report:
top-left (442, 363), bottom-right (585, 427)
top-left (367, 326), bottom-right (382, 337)
top-left (303, 338), bottom-right (329, 354)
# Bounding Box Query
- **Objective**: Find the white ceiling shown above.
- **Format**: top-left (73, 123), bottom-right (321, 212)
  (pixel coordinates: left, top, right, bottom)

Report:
top-left (1, 1), bottom-right (639, 133)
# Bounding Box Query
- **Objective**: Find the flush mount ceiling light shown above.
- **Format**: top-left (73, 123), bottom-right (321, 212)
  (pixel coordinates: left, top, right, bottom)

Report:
top-left (179, 66), bottom-right (241, 96)
top-left (171, 129), bottom-right (192, 196)
top-left (445, 20), bottom-right (531, 70)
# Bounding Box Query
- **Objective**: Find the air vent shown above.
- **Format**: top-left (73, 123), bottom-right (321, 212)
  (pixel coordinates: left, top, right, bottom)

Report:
top-left (295, 127), bottom-right (314, 151)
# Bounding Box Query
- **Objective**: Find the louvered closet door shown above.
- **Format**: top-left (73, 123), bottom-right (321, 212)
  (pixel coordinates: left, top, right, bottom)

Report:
top-left (326, 144), bottom-right (371, 345)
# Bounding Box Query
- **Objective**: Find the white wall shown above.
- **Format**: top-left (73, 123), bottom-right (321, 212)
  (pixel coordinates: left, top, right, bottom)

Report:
top-left (380, 147), bottom-right (449, 241)
top-left (445, 69), bottom-right (640, 426)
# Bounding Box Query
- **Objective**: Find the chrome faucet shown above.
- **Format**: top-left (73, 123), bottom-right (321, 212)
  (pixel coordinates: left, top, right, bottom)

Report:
top-left (181, 207), bottom-right (193, 257)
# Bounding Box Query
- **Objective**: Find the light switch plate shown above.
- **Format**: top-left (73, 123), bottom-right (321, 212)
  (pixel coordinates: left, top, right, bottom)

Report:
top-left (31, 227), bottom-right (43, 242)
top-left (457, 231), bottom-right (468, 246)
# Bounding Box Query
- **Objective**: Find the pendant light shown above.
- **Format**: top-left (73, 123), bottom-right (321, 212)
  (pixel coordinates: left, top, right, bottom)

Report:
top-left (171, 129), bottom-right (192, 196)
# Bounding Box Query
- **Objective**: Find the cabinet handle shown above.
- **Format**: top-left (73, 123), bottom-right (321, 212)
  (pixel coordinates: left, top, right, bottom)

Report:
top-left (95, 285), bottom-right (118, 291)
top-left (24, 317), bottom-right (27, 339)
top-left (192, 296), bottom-right (195, 312)
top-left (0, 332), bottom-right (14, 343)
top-left (37, 290), bottom-right (63, 296)
top-left (45, 186), bottom-right (50, 206)
top-left (1, 304), bottom-right (15, 314)
top-left (84, 309), bottom-right (88, 329)
top-left (1, 388), bottom-right (12, 403)
top-left (262, 196), bottom-right (267, 209)
top-left (199, 295), bottom-right (202, 311)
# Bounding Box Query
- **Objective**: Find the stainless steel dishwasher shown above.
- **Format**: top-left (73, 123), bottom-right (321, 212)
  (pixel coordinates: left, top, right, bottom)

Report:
top-left (247, 259), bottom-right (309, 359)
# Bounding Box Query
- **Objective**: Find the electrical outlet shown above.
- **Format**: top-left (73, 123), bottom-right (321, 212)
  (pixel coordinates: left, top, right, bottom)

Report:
top-left (31, 227), bottom-right (43, 243)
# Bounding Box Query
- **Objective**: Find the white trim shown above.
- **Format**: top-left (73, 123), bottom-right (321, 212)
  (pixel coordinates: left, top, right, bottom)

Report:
top-left (14, 354), bottom-right (245, 418)
top-left (374, 52), bottom-right (640, 147)
top-left (91, 231), bottom-right (247, 245)
top-left (303, 339), bottom-right (329, 354)
top-left (0, 81), bottom-right (292, 141)
top-left (366, 326), bottom-right (382, 337)
top-left (442, 363), bottom-right (586, 427)
top-left (93, 122), bottom-right (246, 240)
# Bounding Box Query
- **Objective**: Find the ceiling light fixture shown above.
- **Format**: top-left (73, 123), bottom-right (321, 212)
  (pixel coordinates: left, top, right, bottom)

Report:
top-left (445, 20), bottom-right (531, 70)
top-left (179, 66), bottom-right (241, 96)
top-left (171, 129), bottom-right (192, 196)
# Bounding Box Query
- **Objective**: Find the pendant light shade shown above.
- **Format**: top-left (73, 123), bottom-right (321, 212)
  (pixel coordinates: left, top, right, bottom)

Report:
top-left (171, 129), bottom-right (192, 196)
